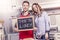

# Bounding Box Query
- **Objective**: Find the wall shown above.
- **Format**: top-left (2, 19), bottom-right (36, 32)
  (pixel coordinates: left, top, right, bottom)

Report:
top-left (46, 9), bottom-right (60, 31)
top-left (0, 0), bottom-right (21, 33)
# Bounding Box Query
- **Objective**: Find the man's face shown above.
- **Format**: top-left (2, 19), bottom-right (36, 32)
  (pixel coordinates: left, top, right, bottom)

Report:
top-left (22, 3), bottom-right (29, 12)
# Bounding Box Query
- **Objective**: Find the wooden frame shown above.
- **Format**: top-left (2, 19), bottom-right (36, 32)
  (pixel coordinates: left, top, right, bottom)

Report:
top-left (17, 16), bottom-right (35, 31)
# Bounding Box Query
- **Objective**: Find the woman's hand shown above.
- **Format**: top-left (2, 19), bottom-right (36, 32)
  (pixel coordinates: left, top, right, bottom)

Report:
top-left (36, 34), bottom-right (41, 39)
top-left (45, 32), bottom-right (49, 40)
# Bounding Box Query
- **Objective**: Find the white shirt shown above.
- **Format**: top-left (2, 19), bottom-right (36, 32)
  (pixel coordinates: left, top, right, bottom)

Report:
top-left (35, 11), bottom-right (50, 35)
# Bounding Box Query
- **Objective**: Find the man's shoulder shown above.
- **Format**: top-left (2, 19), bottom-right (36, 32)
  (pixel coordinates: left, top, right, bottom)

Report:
top-left (19, 10), bottom-right (33, 16)
top-left (29, 10), bottom-right (33, 15)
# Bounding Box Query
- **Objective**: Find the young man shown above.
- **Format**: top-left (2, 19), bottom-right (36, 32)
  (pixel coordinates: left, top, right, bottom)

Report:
top-left (14, 1), bottom-right (34, 40)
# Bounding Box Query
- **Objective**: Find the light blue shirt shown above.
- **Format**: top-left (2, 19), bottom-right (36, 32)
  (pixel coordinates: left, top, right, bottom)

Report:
top-left (35, 11), bottom-right (50, 36)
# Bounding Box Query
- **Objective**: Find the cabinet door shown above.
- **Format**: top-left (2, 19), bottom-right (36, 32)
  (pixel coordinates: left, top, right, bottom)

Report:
top-left (55, 15), bottom-right (60, 31)
top-left (8, 33), bottom-right (19, 40)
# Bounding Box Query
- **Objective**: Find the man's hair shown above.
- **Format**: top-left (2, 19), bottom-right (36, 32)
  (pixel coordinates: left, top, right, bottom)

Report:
top-left (22, 1), bottom-right (29, 5)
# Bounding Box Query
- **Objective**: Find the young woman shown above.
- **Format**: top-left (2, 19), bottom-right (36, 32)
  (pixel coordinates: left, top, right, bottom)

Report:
top-left (32, 3), bottom-right (50, 40)
top-left (14, 1), bottom-right (34, 40)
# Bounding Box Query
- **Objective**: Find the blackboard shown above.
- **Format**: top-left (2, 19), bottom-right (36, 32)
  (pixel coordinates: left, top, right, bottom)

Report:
top-left (17, 16), bottom-right (34, 31)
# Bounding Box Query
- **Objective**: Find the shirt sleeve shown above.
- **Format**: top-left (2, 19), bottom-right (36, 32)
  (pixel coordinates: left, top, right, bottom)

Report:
top-left (44, 11), bottom-right (50, 32)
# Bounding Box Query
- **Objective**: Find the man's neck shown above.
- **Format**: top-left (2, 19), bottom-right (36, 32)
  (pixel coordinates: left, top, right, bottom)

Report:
top-left (23, 11), bottom-right (29, 16)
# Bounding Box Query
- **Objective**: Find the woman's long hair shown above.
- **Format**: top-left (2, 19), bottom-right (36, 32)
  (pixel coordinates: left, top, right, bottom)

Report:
top-left (32, 3), bottom-right (42, 16)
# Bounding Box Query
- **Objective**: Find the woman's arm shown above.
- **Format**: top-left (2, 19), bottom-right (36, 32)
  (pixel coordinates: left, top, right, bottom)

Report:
top-left (44, 11), bottom-right (50, 40)
top-left (44, 12), bottom-right (50, 32)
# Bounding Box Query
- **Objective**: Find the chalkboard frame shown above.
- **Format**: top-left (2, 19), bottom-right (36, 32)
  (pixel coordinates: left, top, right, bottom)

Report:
top-left (17, 16), bottom-right (34, 31)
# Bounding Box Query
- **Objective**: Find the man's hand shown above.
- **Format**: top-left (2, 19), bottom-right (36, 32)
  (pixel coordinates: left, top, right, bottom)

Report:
top-left (33, 27), bottom-right (37, 31)
top-left (14, 28), bottom-right (19, 32)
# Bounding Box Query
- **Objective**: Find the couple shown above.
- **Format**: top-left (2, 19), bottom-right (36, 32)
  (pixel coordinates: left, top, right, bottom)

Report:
top-left (14, 1), bottom-right (50, 40)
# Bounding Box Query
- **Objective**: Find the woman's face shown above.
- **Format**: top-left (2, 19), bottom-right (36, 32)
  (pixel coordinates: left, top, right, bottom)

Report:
top-left (32, 5), bottom-right (38, 13)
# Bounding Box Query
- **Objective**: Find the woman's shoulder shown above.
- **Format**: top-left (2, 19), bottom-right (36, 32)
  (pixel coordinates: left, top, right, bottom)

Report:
top-left (42, 11), bottom-right (47, 14)
top-left (42, 11), bottom-right (48, 16)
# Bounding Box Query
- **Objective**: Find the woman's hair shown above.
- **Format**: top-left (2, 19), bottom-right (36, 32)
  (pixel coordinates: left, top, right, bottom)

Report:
top-left (32, 3), bottom-right (42, 15)
top-left (32, 3), bottom-right (42, 16)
